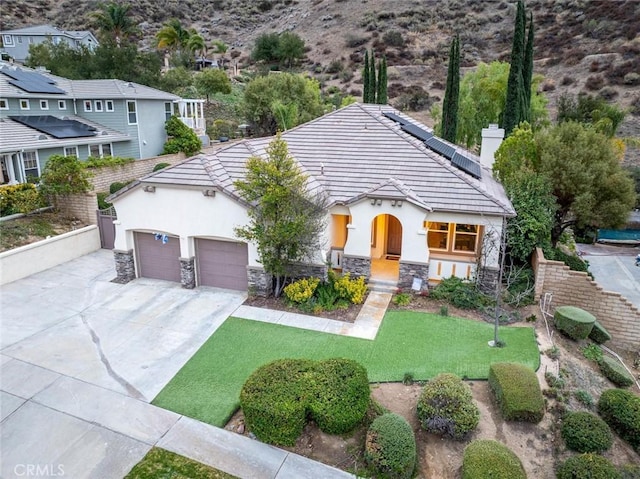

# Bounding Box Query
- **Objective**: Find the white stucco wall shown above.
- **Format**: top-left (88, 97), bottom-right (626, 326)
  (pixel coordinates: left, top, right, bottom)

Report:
top-left (112, 186), bottom-right (260, 266)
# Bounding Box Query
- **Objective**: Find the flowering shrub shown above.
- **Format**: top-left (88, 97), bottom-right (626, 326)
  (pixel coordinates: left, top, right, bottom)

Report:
top-left (333, 273), bottom-right (368, 304)
top-left (283, 277), bottom-right (320, 304)
top-left (0, 183), bottom-right (46, 216)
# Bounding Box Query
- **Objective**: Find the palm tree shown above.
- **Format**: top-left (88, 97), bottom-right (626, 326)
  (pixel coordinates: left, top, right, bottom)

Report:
top-left (92, 2), bottom-right (137, 47)
top-left (187, 33), bottom-right (206, 58)
top-left (156, 19), bottom-right (191, 53)
top-left (213, 40), bottom-right (228, 68)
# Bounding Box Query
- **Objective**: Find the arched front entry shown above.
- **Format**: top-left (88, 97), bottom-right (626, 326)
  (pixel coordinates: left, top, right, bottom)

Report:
top-left (370, 214), bottom-right (402, 281)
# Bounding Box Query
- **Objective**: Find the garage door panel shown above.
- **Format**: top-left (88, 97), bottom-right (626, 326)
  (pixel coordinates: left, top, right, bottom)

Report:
top-left (135, 232), bottom-right (181, 282)
top-left (196, 239), bottom-right (248, 290)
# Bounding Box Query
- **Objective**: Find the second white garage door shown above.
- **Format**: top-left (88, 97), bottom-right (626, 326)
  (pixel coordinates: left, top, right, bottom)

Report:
top-left (195, 238), bottom-right (248, 291)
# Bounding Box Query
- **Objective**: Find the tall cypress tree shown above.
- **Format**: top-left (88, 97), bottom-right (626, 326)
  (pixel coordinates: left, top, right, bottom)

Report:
top-left (503, 0), bottom-right (526, 136)
top-left (363, 50), bottom-right (370, 103)
top-left (376, 56), bottom-right (388, 104)
top-left (521, 12), bottom-right (534, 123)
top-left (368, 50), bottom-right (377, 103)
top-left (441, 35), bottom-right (460, 143)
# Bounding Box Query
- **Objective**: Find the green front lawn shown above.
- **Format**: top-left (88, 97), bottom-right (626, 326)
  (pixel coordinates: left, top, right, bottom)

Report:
top-left (125, 447), bottom-right (236, 479)
top-left (152, 310), bottom-right (539, 426)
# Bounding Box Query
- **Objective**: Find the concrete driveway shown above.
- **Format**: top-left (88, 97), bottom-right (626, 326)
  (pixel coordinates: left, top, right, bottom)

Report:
top-left (578, 243), bottom-right (640, 307)
top-left (0, 250), bottom-right (246, 478)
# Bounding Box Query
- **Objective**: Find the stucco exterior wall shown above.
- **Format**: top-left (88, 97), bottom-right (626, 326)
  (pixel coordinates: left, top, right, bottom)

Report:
top-left (533, 248), bottom-right (640, 353)
top-left (0, 225), bottom-right (101, 285)
top-left (112, 186), bottom-right (260, 266)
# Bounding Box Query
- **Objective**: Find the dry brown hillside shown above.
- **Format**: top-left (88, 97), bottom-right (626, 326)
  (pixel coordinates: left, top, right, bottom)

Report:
top-left (2, 0), bottom-right (639, 159)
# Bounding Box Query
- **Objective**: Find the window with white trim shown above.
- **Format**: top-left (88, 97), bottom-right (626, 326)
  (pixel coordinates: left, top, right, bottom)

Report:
top-left (40, 99), bottom-right (49, 110)
top-left (22, 151), bottom-right (39, 180)
top-left (64, 146), bottom-right (78, 157)
top-left (3, 35), bottom-right (14, 46)
top-left (84, 100), bottom-right (92, 112)
top-left (17, 37), bottom-right (23, 44)
top-left (0, 99), bottom-right (8, 110)
top-left (20, 99), bottom-right (30, 110)
top-left (89, 143), bottom-right (112, 158)
top-left (106, 100), bottom-right (114, 112)
top-left (95, 100), bottom-right (103, 112)
top-left (165, 102), bottom-right (173, 121)
top-left (58, 100), bottom-right (66, 110)
top-left (127, 100), bottom-right (137, 124)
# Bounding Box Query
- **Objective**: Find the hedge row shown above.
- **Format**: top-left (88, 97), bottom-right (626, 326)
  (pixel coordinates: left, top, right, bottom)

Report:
top-left (462, 440), bottom-right (526, 479)
top-left (416, 373), bottom-right (479, 440)
top-left (599, 356), bottom-right (635, 388)
top-left (365, 413), bottom-right (416, 479)
top-left (488, 363), bottom-right (544, 423)
top-left (240, 358), bottom-right (370, 446)
top-left (598, 388), bottom-right (640, 453)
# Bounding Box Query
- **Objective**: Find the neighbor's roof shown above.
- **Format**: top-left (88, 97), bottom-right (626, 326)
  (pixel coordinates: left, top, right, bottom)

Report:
top-left (0, 62), bottom-right (180, 101)
top-left (0, 115), bottom-right (130, 153)
top-left (130, 103), bottom-right (515, 217)
top-left (0, 25), bottom-right (96, 40)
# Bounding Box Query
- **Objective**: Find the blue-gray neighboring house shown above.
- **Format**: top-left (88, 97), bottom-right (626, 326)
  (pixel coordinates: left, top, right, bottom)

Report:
top-left (0, 61), bottom-right (205, 184)
top-left (0, 25), bottom-right (99, 64)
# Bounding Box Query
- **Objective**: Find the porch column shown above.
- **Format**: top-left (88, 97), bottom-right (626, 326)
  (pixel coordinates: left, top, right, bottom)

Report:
top-left (7, 154), bottom-right (18, 184)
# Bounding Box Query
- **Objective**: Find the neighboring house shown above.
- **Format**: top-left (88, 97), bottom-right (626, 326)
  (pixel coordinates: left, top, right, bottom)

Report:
top-left (0, 61), bottom-right (205, 184)
top-left (0, 25), bottom-right (99, 64)
top-left (108, 103), bottom-right (514, 293)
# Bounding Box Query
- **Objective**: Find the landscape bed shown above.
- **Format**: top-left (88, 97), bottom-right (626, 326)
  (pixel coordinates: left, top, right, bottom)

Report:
top-left (152, 310), bottom-right (539, 426)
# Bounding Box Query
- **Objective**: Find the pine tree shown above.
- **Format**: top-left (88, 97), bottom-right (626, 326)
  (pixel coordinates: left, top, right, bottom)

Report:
top-left (441, 35), bottom-right (460, 143)
top-left (521, 12), bottom-right (534, 123)
top-left (376, 56), bottom-right (388, 104)
top-left (368, 50), bottom-right (377, 103)
top-left (363, 50), bottom-right (370, 103)
top-left (503, 0), bottom-right (526, 136)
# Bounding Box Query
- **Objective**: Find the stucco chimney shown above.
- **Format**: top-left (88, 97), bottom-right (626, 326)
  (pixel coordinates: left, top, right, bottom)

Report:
top-left (480, 124), bottom-right (505, 170)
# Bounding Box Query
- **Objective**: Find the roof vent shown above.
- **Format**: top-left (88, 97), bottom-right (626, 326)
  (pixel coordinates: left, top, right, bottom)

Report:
top-left (38, 134), bottom-right (47, 140)
top-left (102, 130), bottom-right (108, 135)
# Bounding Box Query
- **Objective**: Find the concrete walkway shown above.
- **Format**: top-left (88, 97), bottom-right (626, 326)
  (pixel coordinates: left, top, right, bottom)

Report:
top-left (1, 251), bottom-right (395, 478)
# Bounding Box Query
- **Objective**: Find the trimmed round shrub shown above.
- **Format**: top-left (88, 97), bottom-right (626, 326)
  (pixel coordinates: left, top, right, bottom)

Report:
top-left (488, 363), bottom-right (545, 423)
top-left (240, 357), bottom-right (371, 446)
top-left (599, 356), bottom-right (634, 388)
top-left (240, 358), bottom-right (315, 446)
top-left (554, 306), bottom-right (596, 340)
top-left (417, 373), bottom-right (479, 440)
top-left (598, 388), bottom-right (640, 452)
top-left (462, 440), bottom-right (526, 479)
top-left (365, 413), bottom-right (416, 479)
top-left (561, 411), bottom-right (613, 453)
top-left (588, 320), bottom-right (611, 344)
top-left (308, 358), bottom-right (370, 434)
top-left (556, 453), bottom-right (621, 479)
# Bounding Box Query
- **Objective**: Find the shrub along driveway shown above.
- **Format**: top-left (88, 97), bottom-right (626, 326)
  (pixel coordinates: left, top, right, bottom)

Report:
top-left (153, 311), bottom-right (540, 427)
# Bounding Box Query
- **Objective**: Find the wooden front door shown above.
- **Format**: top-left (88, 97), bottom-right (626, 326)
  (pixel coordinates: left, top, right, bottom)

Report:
top-left (386, 215), bottom-right (402, 256)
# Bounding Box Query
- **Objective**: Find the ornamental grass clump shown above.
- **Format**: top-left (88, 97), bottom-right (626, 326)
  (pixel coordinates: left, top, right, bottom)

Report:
top-left (417, 373), bottom-right (479, 440)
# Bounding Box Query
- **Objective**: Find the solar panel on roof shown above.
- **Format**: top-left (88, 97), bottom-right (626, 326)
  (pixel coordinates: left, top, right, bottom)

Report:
top-left (382, 111), bottom-right (407, 125)
top-left (451, 152), bottom-right (482, 179)
top-left (1, 69), bottom-right (66, 94)
top-left (401, 123), bottom-right (433, 142)
top-left (10, 115), bottom-right (98, 139)
top-left (425, 137), bottom-right (456, 159)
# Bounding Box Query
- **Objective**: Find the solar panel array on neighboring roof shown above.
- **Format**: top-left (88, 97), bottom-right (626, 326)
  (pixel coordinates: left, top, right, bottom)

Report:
top-left (382, 111), bottom-right (407, 125)
top-left (425, 137), bottom-right (456, 159)
top-left (10, 115), bottom-right (98, 139)
top-left (1, 69), bottom-right (66, 94)
top-left (451, 152), bottom-right (482, 179)
top-left (401, 123), bottom-right (433, 142)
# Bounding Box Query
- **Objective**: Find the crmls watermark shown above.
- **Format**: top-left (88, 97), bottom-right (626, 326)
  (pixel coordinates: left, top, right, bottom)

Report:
top-left (14, 464), bottom-right (65, 477)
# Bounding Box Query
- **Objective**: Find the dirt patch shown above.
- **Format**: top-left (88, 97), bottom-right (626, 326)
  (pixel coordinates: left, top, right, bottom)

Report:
top-left (243, 293), bottom-right (367, 323)
top-left (0, 211), bottom-right (90, 252)
top-left (225, 316), bottom-right (640, 477)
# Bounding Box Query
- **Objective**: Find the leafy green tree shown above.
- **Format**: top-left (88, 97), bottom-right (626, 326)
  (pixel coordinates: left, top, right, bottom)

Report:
top-left (362, 50), bottom-right (371, 103)
top-left (26, 40), bottom-right (94, 79)
top-left (376, 55), bottom-right (388, 104)
top-left (91, 2), bottom-right (138, 47)
top-left (503, 0), bottom-right (526, 136)
top-left (39, 155), bottom-right (93, 201)
top-left (243, 73), bottom-right (324, 136)
top-left (157, 66), bottom-right (194, 94)
top-left (251, 32), bottom-right (282, 64)
top-left (194, 68), bottom-right (231, 102)
top-left (442, 35), bottom-right (460, 143)
top-left (522, 12), bottom-right (534, 123)
top-left (557, 94), bottom-right (626, 138)
top-left (536, 122), bottom-right (635, 245)
top-left (440, 61), bottom-right (548, 149)
top-left (271, 101), bottom-right (299, 131)
top-left (234, 134), bottom-right (327, 297)
top-left (277, 32), bottom-right (306, 69)
top-left (162, 116), bottom-right (202, 157)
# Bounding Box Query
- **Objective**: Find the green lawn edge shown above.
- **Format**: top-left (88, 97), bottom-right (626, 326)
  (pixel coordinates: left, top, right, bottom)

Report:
top-left (152, 310), bottom-right (540, 427)
top-left (124, 447), bottom-right (236, 479)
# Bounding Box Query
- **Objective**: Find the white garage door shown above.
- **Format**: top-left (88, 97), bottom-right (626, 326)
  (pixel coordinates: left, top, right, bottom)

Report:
top-left (134, 232), bottom-right (181, 282)
top-left (196, 238), bottom-right (248, 290)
